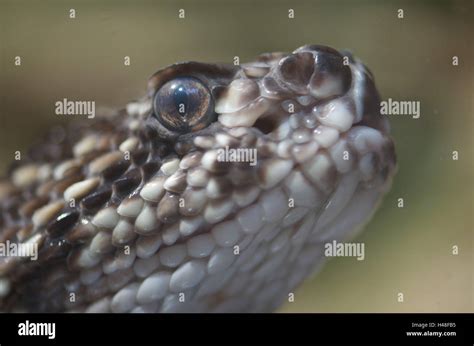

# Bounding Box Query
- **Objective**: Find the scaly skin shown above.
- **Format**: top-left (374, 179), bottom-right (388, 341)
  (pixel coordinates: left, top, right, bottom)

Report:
top-left (0, 45), bottom-right (396, 312)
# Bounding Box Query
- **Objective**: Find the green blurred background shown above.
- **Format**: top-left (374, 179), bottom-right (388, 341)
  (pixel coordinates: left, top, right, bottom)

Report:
top-left (0, 0), bottom-right (472, 312)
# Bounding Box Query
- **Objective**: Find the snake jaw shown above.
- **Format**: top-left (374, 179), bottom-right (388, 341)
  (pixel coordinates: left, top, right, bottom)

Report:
top-left (0, 45), bottom-right (396, 313)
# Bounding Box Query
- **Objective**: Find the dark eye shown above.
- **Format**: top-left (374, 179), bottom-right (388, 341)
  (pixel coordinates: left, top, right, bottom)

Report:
top-left (153, 77), bottom-right (213, 133)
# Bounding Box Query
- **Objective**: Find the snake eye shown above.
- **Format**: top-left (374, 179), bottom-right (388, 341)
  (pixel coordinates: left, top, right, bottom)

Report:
top-left (153, 77), bottom-right (214, 133)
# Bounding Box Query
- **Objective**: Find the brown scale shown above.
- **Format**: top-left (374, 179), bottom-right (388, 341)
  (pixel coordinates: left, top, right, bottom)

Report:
top-left (141, 161), bottom-right (161, 181)
top-left (112, 167), bottom-right (143, 198)
top-left (157, 192), bottom-right (180, 224)
top-left (102, 159), bottom-right (131, 181)
top-left (46, 210), bottom-right (80, 238)
top-left (80, 187), bottom-right (113, 213)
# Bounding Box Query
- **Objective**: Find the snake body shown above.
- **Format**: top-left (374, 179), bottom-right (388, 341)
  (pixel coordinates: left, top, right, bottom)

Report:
top-left (0, 45), bottom-right (396, 312)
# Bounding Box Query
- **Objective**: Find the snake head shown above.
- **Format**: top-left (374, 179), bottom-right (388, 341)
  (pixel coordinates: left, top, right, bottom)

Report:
top-left (141, 44), bottom-right (396, 240)
top-left (0, 45), bottom-right (396, 313)
top-left (114, 44), bottom-right (395, 311)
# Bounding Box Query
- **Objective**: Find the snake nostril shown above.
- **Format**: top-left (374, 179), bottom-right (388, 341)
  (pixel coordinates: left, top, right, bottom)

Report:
top-left (253, 117), bottom-right (278, 135)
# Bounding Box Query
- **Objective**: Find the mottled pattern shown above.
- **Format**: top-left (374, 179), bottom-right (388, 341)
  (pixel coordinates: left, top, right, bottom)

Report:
top-left (0, 45), bottom-right (396, 312)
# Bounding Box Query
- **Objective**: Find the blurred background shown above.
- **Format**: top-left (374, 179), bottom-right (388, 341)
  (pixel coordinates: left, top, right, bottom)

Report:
top-left (0, 0), bottom-right (472, 312)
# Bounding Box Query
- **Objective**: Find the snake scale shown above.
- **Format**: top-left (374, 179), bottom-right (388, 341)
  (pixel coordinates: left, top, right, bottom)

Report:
top-left (0, 45), bottom-right (396, 313)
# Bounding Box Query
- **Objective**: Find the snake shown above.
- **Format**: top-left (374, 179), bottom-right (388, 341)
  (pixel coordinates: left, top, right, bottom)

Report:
top-left (0, 45), bottom-right (396, 313)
